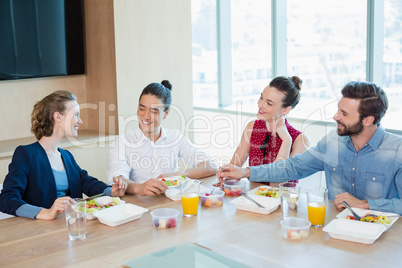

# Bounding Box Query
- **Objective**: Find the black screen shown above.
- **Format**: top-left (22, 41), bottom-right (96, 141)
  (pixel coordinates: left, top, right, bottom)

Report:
top-left (0, 0), bottom-right (85, 81)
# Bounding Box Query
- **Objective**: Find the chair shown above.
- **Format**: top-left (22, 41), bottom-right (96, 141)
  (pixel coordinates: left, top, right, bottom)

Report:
top-left (298, 171), bottom-right (325, 193)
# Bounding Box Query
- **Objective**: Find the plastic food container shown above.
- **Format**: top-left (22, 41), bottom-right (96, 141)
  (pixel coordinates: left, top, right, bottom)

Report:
top-left (335, 207), bottom-right (398, 232)
top-left (85, 196), bottom-right (126, 220)
top-left (230, 194), bottom-right (281, 214)
top-left (165, 184), bottom-right (210, 201)
top-left (151, 208), bottom-right (180, 229)
top-left (323, 219), bottom-right (386, 244)
top-left (158, 175), bottom-right (189, 188)
top-left (249, 186), bottom-right (281, 199)
top-left (280, 218), bottom-right (311, 240)
top-left (200, 189), bottom-right (224, 207)
top-left (93, 203), bottom-right (148, 227)
top-left (223, 180), bottom-right (246, 196)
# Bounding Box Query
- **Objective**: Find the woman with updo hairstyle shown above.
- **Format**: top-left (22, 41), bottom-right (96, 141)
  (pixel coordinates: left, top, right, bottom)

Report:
top-left (0, 90), bottom-right (127, 220)
top-left (108, 80), bottom-right (217, 196)
top-left (223, 76), bottom-right (309, 187)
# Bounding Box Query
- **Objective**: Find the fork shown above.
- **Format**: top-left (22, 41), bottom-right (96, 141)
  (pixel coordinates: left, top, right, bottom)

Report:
top-left (240, 192), bottom-right (266, 209)
top-left (342, 201), bottom-right (362, 221)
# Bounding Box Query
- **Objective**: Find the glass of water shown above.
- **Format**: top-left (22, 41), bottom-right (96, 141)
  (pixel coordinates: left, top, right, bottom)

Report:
top-left (64, 198), bottom-right (86, 240)
top-left (279, 182), bottom-right (300, 219)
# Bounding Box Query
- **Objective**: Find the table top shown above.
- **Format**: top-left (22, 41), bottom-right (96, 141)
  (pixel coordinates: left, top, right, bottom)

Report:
top-left (1, 177), bottom-right (401, 268)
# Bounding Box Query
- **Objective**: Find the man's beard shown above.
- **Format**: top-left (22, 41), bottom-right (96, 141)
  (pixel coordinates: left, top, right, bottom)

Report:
top-left (336, 119), bottom-right (364, 136)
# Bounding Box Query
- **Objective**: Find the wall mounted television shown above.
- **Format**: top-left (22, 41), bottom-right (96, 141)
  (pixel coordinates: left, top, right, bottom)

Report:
top-left (0, 0), bottom-right (85, 81)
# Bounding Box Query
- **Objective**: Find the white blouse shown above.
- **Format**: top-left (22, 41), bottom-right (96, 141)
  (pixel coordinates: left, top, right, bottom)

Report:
top-left (107, 126), bottom-right (210, 184)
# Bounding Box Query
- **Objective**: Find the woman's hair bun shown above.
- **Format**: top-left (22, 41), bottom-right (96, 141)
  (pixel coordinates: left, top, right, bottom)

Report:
top-left (161, 80), bottom-right (172, 91)
top-left (290, 76), bottom-right (302, 90)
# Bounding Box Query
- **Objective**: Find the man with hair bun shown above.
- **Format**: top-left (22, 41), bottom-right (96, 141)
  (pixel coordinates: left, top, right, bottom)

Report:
top-left (108, 80), bottom-right (217, 197)
top-left (218, 81), bottom-right (402, 215)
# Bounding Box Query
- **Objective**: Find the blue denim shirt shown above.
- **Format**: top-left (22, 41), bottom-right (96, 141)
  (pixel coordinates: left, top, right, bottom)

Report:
top-left (249, 126), bottom-right (402, 215)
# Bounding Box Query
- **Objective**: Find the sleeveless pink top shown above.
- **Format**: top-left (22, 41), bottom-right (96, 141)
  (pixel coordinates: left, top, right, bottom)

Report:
top-left (249, 119), bottom-right (302, 167)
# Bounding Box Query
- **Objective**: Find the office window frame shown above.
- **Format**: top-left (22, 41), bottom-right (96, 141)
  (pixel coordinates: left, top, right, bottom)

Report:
top-left (195, 0), bottom-right (400, 133)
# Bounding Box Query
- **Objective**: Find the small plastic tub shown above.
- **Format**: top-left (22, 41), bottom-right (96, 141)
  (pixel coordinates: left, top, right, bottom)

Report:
top-left (280, 217), bottom-right (311, 240)
top-left (200, 189), bottom-right (224, 207)
top-left (223, 180), bottom-right (246, 196)
top-left (151, 208), bottom-right (180, 229)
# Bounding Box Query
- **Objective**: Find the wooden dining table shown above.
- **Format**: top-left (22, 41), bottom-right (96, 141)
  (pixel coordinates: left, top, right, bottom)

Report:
top-left (1, 176), bottom-right (401, 268)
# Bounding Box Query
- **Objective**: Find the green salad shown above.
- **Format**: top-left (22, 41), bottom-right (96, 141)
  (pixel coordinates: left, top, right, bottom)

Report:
top-left (79, 197), bottom-right (121, 213)
top-left (160, 175), bottom-right (187, 187)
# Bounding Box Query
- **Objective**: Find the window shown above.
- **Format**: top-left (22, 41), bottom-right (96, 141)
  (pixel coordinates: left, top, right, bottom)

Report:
top-left (192, 0), bottom-right (218, 108)
top-left (382, 0), bottom-right (402, 129)
top-left (231, 0), bottom-right (272, 106)
top-left (287, 0), bottom-right (367, 121)
top-left (192, 0), bottom-right (402, 131)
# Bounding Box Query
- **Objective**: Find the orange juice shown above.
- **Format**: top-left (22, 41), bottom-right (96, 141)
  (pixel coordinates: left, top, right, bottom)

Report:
top-left (308, 202), bottom-right (326, 226)
top-left (181, 193), bottom-right (199, 216)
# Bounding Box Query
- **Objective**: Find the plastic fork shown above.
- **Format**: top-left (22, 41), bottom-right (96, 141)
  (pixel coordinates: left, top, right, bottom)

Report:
top-left (240, 192), bottom-right (265, 208)
top-left (342, 201), bottom-right (362, 221)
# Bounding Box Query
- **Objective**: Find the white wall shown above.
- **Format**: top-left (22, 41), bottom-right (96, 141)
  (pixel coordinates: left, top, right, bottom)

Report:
top-left (113, 0), bottom-right (193, 137)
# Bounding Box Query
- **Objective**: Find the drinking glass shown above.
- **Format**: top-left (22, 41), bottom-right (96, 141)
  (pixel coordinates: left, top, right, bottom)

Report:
top-left (279, 182), bottom-right (300, 219)
top-left (306, 187), bottom-right (328, 227)
top-left (279, 182), bottom-right (299, 194)
top-left (180, 181), bottom-right (200, 217)
top-left (64, 198), bottom-right (86, 240)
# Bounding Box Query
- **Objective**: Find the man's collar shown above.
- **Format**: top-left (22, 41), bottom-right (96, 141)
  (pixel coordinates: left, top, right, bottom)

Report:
top-left (365, 125), bottom-right (385, 150)
top-left (346, 124), bottom-right (385, 151)
top-left (158, 126), bottom-right (168, 143)
top-left (134, 125), bottom-right (168, 143)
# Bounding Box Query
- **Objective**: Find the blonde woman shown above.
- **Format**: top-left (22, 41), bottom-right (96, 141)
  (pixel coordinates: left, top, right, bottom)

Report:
top-left (0, 90), bottom-right (126, 220)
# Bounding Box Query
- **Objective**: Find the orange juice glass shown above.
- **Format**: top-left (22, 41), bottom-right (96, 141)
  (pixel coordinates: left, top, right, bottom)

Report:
top-left (307, 202), bottom-right (327, 226)
top-left (181, 193), bottom-right (199, 216)
top-left (180, 181), bottom-right (200, 217)
top-left (306, 187), bottom-right (328, 227)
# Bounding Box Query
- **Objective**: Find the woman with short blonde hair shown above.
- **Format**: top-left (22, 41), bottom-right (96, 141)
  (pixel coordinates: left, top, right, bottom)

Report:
top-left (0, 90), bottom-right (127, 220)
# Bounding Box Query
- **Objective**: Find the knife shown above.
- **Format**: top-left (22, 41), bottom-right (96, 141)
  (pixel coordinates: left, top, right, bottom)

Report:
top-left (240, 192), bottom-right (266, 208)
top-left (84, 193), bottom-right (104, 201)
